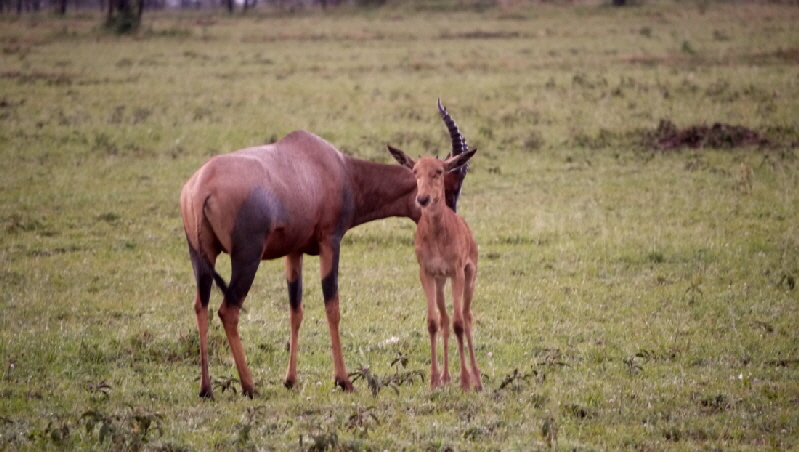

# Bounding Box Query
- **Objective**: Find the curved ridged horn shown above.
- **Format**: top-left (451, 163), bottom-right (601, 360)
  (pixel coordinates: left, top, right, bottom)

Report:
top-left (437, 98), bottom-right (469, 212)
top-left (437, 98), bottom-right (468, 162)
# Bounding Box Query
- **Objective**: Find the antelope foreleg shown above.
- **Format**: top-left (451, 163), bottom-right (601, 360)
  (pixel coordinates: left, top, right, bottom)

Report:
top-left (218, 302), bottom-right (256, 398)
top-left (284, 254), bottom-right (303, 389)
top-left (320, 240), bottom-right (354, 391)
top-left (324, 297), bottom-right (353, 391)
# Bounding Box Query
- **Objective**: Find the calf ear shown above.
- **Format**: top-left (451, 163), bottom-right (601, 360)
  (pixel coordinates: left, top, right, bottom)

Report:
top-left (444, 148), bottom-right (476, 173)
top-left (387, 145), bottom-right (415, 169)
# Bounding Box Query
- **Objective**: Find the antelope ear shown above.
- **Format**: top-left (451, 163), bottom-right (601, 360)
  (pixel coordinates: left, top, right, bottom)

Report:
top-left (444, 148), bottom-right (476, 173)
top-left (387, 145), bottom-right (415, 169)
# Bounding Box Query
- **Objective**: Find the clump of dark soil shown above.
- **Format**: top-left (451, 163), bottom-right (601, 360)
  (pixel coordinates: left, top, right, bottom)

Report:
top-left (646, 119), bottom-right (774, 150)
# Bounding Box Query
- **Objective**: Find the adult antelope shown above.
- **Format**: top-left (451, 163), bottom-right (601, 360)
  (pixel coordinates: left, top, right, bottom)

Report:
top-left (387, 145), bottom-right (482, 391)
top-left (180, 100), bottom-right (471, 399)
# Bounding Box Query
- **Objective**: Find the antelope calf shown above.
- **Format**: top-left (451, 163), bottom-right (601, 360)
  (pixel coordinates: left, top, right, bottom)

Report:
top-left (388, 145), bottom-right (482, 391)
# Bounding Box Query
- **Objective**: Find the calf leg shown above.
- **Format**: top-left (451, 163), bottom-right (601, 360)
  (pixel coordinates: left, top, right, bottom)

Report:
top-left (451, 270), bottom-right (472, 391)
top-left (420, 270), bottom-right (442, 389)
top-left (435, 278), bottom-right (451, 385)
top-left (463, 263), bottom-right (482, 391)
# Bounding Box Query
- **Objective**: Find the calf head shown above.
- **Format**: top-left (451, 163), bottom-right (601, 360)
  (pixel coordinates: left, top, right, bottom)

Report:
top-left (387, 148), bottom-right (476, 209)
top-left (387, 99), bottom-right (475, 211)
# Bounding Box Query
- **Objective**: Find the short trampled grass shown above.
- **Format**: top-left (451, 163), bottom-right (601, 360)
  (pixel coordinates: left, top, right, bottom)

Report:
top-left (1, 2), bottom-right (798, 450)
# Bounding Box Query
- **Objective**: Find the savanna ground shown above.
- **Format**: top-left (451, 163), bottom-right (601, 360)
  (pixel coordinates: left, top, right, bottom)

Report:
top-left (1, 1), bottom-right (799, 450)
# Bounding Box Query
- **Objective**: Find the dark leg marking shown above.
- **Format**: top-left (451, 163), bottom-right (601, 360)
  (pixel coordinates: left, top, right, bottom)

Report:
top-left (321, 238), bottom-right (341, 303)
top-left (228, 186), bottom-right (276, 305)
top-left (288, 278), bottom-right (302, 311)
top-left (321, 269), bottom-right (338, 304)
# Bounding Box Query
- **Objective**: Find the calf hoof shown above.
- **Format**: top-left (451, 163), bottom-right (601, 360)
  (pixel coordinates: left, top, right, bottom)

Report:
top-left (441, 373), bottom-right (452, 385)
top-left (460, 372), bottom-right (471, 391)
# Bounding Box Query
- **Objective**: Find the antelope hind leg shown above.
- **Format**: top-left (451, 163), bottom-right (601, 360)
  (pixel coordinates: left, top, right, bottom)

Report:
top-left (194, 293), bottom-right (214, 399)
top-left (218, 301), bottom-right (257, 398)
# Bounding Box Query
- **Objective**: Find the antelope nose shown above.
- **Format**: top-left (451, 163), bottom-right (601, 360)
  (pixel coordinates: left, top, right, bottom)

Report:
top-left (417, 195), bottom-right (430, 207)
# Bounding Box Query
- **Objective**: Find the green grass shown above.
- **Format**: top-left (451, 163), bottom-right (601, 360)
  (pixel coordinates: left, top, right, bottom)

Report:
top-left (2, 2), bottom-right (799, 450)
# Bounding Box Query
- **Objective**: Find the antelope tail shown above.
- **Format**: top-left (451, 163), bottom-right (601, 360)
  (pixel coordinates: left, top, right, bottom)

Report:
top-left (185, 193), bottom-right (232, 300)
top-left (210, 268), bottom-right (230, 297)
top-left (201, 197), bottom-right (232, 298)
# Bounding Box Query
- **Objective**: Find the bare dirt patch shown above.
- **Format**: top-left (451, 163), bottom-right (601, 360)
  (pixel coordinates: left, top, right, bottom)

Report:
top-left (621, 48), bottom-right (799, 68)
top-left (646, 119), bottom-right (775, 150)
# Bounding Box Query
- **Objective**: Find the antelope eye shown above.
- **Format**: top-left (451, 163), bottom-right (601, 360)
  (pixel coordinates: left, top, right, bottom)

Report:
top-left (435, 169), bottom-right (443, 177)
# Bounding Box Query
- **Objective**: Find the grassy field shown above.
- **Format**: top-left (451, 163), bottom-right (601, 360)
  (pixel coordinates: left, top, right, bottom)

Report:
top-left (2, 1), bottom-right (799, 450)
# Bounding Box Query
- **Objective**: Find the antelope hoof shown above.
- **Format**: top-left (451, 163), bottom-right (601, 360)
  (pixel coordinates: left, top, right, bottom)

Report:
top-left (242, 388), bottom-right (257, 399)
top-left (199, 388), bottom-right (214, 400)
top-left (335, 377), bottom-right (355, 392)
top-left (284, 378), bottom-right (297, 390)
